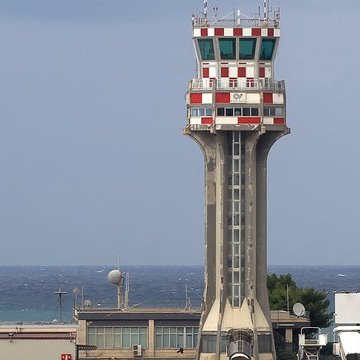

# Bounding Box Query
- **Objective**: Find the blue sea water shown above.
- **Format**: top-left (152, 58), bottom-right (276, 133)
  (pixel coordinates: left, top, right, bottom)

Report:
top-left (0, 265), bottom-right (359, 324)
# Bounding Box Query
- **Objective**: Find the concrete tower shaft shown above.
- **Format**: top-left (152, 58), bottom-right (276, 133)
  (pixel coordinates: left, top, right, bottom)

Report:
top-left (185, 4), bottom-right (290, 360)
top-left (185, 129), bottom-right (288, 360)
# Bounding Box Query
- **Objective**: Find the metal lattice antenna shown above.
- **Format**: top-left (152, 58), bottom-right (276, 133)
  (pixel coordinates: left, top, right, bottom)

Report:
top-left (203, 0), bottom-right (208, 19)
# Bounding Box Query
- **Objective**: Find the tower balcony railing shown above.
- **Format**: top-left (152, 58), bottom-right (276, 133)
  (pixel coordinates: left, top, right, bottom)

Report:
top-left (192, 16), bottom-right (280, 29)
top-left (189, 78), bottom-right (285, 92)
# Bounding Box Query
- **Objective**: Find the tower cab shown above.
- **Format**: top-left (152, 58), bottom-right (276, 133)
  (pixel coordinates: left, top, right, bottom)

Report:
top-left (186, 8), bottom-right (286, 130)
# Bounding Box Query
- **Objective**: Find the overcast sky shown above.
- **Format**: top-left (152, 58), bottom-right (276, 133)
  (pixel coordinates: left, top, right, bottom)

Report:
top-left (0, 0), bottom-right (359, 266)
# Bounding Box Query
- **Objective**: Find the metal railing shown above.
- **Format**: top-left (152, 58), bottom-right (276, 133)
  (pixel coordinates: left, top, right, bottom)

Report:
top-left (192, 16), bottom-right (279, 29)
top-left (270, 310), bottom-right (310, 321)
top-left (189, 78), bottom-right (285, 92)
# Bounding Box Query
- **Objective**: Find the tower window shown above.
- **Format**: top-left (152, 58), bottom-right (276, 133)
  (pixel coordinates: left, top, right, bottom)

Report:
top-left (225, 108), bottom-right (234, 116)
top-left (219, 38), bottom-right (236, 60)
top-left (191, 107), bottom-right (212, 117)
top-left (264, 107), bottom-right (283, 116)
top-left (260, 38), bottom-right (276, 60)
top-left (198, 39), bottom-right (215, 60)
top-left (239, 38), bottom-right (257, 60)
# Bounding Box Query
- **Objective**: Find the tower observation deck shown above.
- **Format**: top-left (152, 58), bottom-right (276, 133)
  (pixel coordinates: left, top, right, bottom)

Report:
top-left (184, 3), bottom-right (290, 360)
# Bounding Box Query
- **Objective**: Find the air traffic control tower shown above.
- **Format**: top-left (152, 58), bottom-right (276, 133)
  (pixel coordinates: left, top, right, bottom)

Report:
top-left (184, 2), bottom-right (289, 360)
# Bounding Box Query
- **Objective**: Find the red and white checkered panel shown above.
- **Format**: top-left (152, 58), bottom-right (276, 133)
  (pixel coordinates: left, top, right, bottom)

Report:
top-left (190, 117), bottom-right (214, 125)
top-left (263, 92), bottom-right (284, 104)
top-left (193, 27), bottom-right (280, 38)
top-left (189, 93), bottom-right (213, 104)
top-left (259, 65), bottom-right (272, 79)
top-left (189, 91), bottom-right (283, 105)
top-left (190, 116), bottom-right (284, 126)
top-left (202, 63), bottom-right (217, 78)
top-left (263, 117), bottom-right (285, 125)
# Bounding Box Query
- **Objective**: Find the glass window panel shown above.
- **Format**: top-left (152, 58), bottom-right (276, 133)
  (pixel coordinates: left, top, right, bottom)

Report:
top-left (156, 334), bottom-right (162, 348)
top-left (239, 38), bottom-right (257, 60)
top-left (163, 334), bottom-right (170, 347)
top-left (234, 202), bottom-right (240, 213)
top-left (170, 334), bottom-right (177, 347)
top-left (88, 333), bottom-right (96, 346)
top-left (234, 214), bottom-right (239, 225)
top-left (234, 144), bottom-right (239, 155)
top-left (234, 161), bottom-right (239, 173)
top-left (178, 333), bottom-right (184, 348)
top-left (234, 244), bottom-right (239, 254)
top-left (217, 107), bottom-right (225, 116)
top-left (191, 108), bottom-right (199, 117)
top-left (131, 334), bottom-right (138, 345)
top-left (114, 334), bottom-right (121, 348)
top-left (105, 333), bottom-right (113, 348)
top-left (122, 333), bottom-right (130, 348)
top-left (198, 39), bottom-right (215, 60)
top-left (199, 108), bottom-right (205, 116)
top-left (234, 256), bottom-right (240, 268)
top-left (139, 334), bottom-right (148, 347)
top-left (234, 229), bottom-right (240, 243)
top-left (260, 38), bottom-right (276, 61)
top-left (243, 108), bottom-right (250, 116)
top-left (275, 107), bottom-right (283, 116)
top-left (234, 174), bottom-right (240, 186)
top-left (202, 335), bottom-right (217, 353)
top-left (97, 334), bottom-right (105, 348)
top-left (234, 271), bottom-right (240, 283)
top-left (225, 108), bottom-right (234, 116)
top-left (194, 333), bottom-right (198, 347)
top-left (251, 108), bottom-right (259, 116)
top-left (205, 108), bottom-right (212, 116)
top-left (233, 286), bottom-right (240, 296)
top-left (234, 189), bottom-right (239, 200)
top-left (122, 327), bottom-right (130, 335)
top-left (264, 108), bottom-right (270, 116)
top-left (234, 108), bottom-right (242, 116)
top-left (140, 327), bottom-right (147, 334)
top-left (219, 38), bottom-right (236, 60)
top-left (186, 334), bottom-right (193, 348)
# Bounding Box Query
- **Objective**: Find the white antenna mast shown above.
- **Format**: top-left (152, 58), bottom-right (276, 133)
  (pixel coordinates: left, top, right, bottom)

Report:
top-left (236, 9), bottom-right (241, 26)
top-left (264, 0), bottom-right (269, 21)
top-left (203, 0), bottom-right (208, 20)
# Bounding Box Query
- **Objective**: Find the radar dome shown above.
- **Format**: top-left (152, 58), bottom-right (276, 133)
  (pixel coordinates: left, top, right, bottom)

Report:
top-left (108, 269), bottom-right (122, 285)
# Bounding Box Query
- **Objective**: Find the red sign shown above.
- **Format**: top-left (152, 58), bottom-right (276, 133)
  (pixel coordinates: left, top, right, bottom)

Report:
top-left (61, 355), bottom-right (72, 360)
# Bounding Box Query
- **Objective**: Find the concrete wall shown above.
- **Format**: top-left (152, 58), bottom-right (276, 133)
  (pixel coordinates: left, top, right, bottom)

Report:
top-left (0, 339), bottom-right (76, 360)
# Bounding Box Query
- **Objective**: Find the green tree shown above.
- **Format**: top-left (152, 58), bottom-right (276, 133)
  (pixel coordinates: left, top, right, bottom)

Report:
top-left (267, 273), bottom-right (332, 328)
top-left (297, 287), bottom-right (332, 328)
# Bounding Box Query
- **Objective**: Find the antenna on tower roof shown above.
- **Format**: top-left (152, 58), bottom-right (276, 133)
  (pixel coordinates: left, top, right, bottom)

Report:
top-left (264, 0), bottom-right (269, 21)
top-left (203, 0), bottom-right (208, 20)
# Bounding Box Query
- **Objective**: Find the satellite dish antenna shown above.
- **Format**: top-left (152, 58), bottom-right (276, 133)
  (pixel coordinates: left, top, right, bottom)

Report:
top-left (84, 299), bottom-right (92, 309)
top-left (293, 303), bottom-right (306, 317)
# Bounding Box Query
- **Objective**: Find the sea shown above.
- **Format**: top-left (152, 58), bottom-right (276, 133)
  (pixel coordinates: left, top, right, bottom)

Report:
top-left (0, 265), bottom-right (359, 327)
